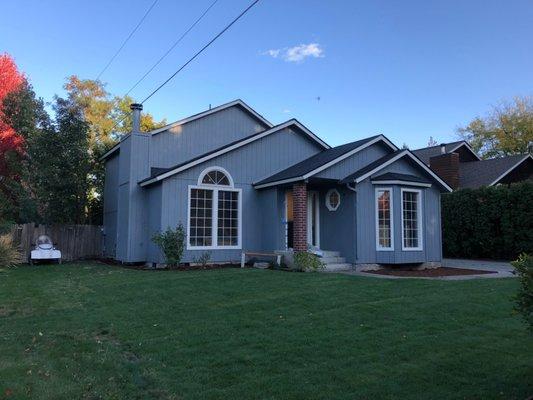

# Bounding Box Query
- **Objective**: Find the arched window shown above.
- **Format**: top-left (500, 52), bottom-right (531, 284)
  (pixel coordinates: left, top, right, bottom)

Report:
top-left (198, 167), bottom-right (234, 187)
top-left (189, 167), bottom-right (241, 250)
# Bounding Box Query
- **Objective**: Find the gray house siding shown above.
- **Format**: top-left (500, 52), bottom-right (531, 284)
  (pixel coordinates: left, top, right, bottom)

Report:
top-left (149, 106), bottom-right (269, 168)
top-left (318, 186), bottom-right (357, 263)
top-left (154, 127), bottom-right (324, 263)
top-left (103, 153), bottom-right (119, 258)
top-left (114, 133), bottom-right (151, 262)
top-left (354, 157), bottom-right (442, 264)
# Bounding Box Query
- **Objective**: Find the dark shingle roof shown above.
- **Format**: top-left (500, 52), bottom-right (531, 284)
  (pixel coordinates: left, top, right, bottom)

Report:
top-left (412, 141), bottom-right (465, 164)
top-left (254, 136), bottom-right (380, 186)
top-left (339, 151), bottom-right (403, 184)
top-left (459, 155), bottom-right (531, 188)
top-left (371, 172), bottom-right (431, 184)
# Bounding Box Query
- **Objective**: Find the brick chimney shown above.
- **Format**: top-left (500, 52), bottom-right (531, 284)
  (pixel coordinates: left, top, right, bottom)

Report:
top-left (429, 152), bottom-right (459, 190)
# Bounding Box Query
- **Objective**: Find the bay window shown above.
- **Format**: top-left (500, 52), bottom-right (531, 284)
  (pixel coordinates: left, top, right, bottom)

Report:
top-left (375, 188), bottom-right (394, 250)
top-left (401, 188), bottom-right (422, 250)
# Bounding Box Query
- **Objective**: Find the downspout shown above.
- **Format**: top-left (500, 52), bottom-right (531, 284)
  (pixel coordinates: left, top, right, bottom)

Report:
top-left (346, 183), bottom-right (357, 261)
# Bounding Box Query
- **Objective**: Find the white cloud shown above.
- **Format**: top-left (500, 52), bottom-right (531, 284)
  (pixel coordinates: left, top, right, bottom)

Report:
top-left (262, 43), bottom-right (324, 63)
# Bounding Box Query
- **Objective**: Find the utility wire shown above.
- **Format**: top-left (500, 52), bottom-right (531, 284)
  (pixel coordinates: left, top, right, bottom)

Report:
top-left (96, 0), bottom-right (159, 80)
top-left (110, 0), bottom-right (260, 133)
top-left (140, 0), bottom-right (260, 104)
top-left (124, 0), bottom-right (220, 97)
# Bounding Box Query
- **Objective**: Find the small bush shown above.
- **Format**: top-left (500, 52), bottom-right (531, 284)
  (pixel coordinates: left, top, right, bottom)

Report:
top-left (293, 251), bottom-right (325, 272)
top-left (0, 234), bottom-right (23, 268)
top-left (511, 253), bottom-right (533, 331)
top-left (193, 251), bottom-right (211, 267)
top-left (152, 223), bottom-right (186, 268)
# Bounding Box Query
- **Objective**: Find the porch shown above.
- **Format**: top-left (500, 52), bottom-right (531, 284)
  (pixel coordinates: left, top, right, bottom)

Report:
top-left (280, 180), bottom-right (354, 271)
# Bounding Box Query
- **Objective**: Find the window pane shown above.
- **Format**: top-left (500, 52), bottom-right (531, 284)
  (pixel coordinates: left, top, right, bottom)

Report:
top-left (402, 191), bottom-right (420, 248)
top-left (377, 190), bottom-right (392, 248)
top-left (217, 190), bottom-right (239, 246)
top-left (202, 170), bottom-right (230, 186)
top-left (189, 189), bottom-right (213, 247)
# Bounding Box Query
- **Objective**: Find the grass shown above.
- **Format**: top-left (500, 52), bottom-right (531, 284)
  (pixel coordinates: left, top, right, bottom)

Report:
top-left (0, 262), bottom-right (531, 400)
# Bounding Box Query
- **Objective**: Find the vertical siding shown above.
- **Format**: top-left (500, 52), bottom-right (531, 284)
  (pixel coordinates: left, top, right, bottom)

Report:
top-left (356, 156), bottom-right (443, 264)
top-left (150, 106), bottom-right (268, 168)
top-left (146, 184), bottom-right (163, 262)
top-left (153, 127), bottom-right (323, 263)
top-left (103, 153), bottom-right (119, 258)
top-left (115, 133), bottom-right (151, 262)
top-left (319, 186), bottom-right (357, 263)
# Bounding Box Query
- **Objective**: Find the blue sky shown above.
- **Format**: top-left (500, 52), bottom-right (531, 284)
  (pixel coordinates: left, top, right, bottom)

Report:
top-left (1, 0), bottom-right (532, 148)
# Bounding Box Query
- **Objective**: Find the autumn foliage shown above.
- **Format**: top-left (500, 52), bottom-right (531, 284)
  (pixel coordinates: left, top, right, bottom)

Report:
top-left (0, 53), bottom-right (26, 175)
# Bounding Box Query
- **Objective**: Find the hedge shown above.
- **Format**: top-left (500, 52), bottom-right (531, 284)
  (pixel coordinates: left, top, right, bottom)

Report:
top-left (442, 182), bottom-right (533, 260)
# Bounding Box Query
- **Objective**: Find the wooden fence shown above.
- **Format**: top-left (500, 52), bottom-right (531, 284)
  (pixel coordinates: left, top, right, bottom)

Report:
top-left (11, 224), bottom-right (103, 262)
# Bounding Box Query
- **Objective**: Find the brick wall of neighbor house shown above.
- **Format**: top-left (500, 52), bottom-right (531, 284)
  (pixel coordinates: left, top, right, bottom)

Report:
top-left (293, 182), bottom-right (307, 252)
top-left (430, 153), bottom-right (459, 189)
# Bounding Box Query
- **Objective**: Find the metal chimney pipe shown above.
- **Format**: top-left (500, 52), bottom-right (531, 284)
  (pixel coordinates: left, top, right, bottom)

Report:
top-left (440, 143), bottom-right (446, 154)
top-left (130, 103), bottom-right (143, 132)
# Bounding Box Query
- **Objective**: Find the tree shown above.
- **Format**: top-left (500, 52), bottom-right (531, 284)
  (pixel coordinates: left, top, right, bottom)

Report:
top-left (63, 76), bottom-right (166, 224)
top-left (428, 136), bottom-right (438, 147)
top-left (0, 81), bottom-right (48, 223)
top-left (458, 96), bottom-right (533, 159)
top-left (28, 96), bottom-right (90, 224)
top-left (0, 53), bottom-right (26, 178)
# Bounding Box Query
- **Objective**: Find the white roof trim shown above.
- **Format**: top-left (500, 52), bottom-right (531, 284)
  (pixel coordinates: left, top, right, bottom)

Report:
top-left (489, 154), bottom-right (532, 186)
top-left (449, 141), bottom-right (481, 161)
top-left (254, 135), bottom-right (398, 189)
top-left (354, 150), bottom-right (453, 192)
top-left (139, 120), bottom-right (326, 187)
top-left (100, 144), bottom-right (120, 160)
top-left (371, 180), bottom-right (432, 188)
top-left (148, 99), bottom-right (273, 136)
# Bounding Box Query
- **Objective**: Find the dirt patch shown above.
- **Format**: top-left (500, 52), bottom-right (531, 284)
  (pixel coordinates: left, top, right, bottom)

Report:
top-left (366, 267), bottom-right (497, 277)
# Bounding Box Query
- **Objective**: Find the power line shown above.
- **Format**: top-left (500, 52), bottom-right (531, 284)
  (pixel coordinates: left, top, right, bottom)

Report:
top-left (110, 0), bottom-right (260, 134)
top-left (140, 0), bottom-right (260, 104)
top-left (96, 0), bottom-right (159, 80)
top-left (124, 0), bottom-right (220, 97)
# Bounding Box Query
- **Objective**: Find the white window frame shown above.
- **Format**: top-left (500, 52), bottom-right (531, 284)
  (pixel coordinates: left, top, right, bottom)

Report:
top-left (375, 187), bottom-right (394, 251)
top-left (325, 189), bottom-right (341, 211)
top-left (197, 166), bottom-right (235, 187)
top-left (400, 188), bottom-right (423, 251)
top-left (187, 167), bottom-right (242, 250)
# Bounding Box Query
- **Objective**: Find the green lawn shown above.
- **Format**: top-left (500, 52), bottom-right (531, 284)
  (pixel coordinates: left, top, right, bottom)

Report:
top-left (0, 263), bottom-right (531, 400)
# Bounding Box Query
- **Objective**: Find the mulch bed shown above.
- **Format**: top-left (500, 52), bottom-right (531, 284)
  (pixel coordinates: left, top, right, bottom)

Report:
top-left (366, 267), bottom-right (497, 277)
top-left (97, 258), bottom-right (239, 271)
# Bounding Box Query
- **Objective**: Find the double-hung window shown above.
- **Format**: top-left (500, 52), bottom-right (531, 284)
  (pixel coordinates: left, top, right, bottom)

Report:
top-left (401, 188), bottom-right (423, 250)
top-left (375, 188), bottom-right (394, 250)
top-left (188, 167), bottom-right (241, 250)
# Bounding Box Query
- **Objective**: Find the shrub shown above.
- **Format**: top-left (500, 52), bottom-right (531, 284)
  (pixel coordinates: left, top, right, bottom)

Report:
top-left (293, 251), bottom-right (325, 272)
top-left (511, 254), bottom-right (533, 331)
top-left (442, 183), bottom-right (533, 260)
top-left (0, 234), bottom-right (23, 268)
top-left (193, 251), bottom-right (211, 267)
top-left (152, 223), bottom-right (186, 268)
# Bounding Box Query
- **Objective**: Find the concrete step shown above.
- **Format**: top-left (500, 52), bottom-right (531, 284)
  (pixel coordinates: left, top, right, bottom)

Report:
top-left (321, 250), bottom-right (340, 258)
top-left (320, 256), bottom-right (346, 264)
top-left (323, 263), bottom-right (353, 272)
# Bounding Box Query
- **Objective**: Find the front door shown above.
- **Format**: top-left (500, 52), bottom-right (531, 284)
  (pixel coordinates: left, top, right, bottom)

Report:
top-left (307, 191), bottom-right (320, 248)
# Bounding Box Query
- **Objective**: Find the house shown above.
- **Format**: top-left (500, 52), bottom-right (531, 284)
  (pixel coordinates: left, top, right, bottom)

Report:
top-left (413, 141), bottom-right (533, 190)
top-left (102, 100), bottom-right (452, 269)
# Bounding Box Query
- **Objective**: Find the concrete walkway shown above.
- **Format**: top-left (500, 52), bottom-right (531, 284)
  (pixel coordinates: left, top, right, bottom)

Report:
top-left (340, 258), bottom-right (516, 280)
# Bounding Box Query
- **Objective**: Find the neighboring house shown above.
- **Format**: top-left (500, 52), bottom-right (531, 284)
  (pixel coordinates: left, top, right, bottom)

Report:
top-left (102, 100), bottom-right (451, 268)
top-left (413, 141), bottom-right (533, 189)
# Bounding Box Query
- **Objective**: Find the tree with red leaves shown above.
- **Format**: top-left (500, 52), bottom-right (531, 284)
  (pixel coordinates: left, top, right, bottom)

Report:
top-left (0, 53), bottom-right (26, 176)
